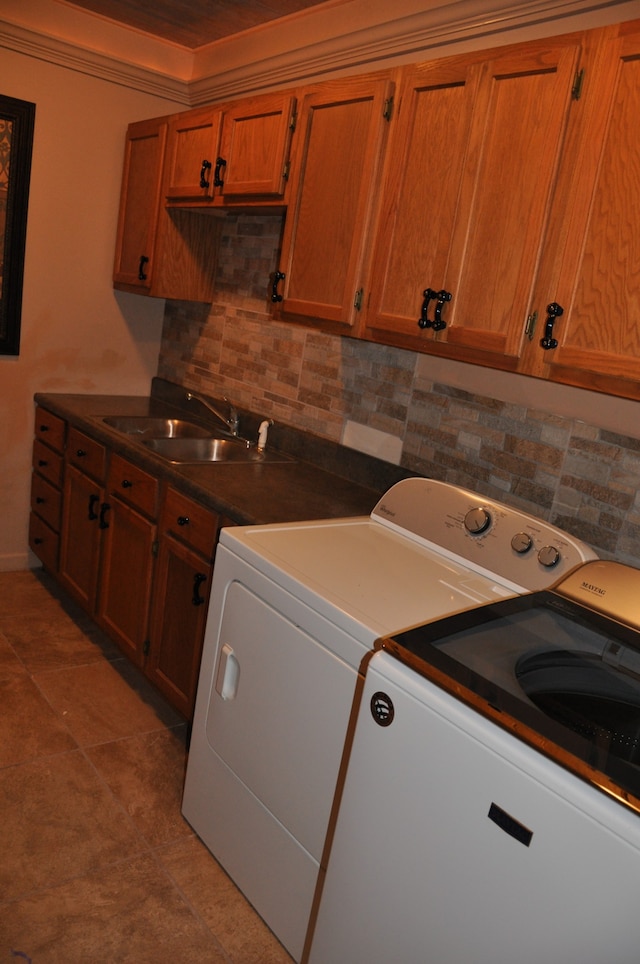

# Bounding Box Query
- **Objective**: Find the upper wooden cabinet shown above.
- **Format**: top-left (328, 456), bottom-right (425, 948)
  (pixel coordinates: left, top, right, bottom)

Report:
top-left (275, 73), bottom-right (394, 334)
top-left (164, 93), bottom-right (296, 206)
top-left (165, 106), bottom-right (224, 201)
top-left (527, 21), bottom-right (640, 399)
top-left (113, 114), bottom-right (223, 301)
top-left (113, 116), bottom-right (168, 294)
top-left (361, 36), bottom-right (582, 370)
top-left (218, 92), bottom-right (296, 202)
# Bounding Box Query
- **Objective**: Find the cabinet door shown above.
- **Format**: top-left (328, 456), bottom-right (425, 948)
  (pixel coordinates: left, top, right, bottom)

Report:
top-left (365, 38), bottom-right (581, 368)
top-left (165, 106), bottom-right (224, 201)
top-left (59, 465), bottom-right (103, 613)
top-left (97, 496), bottom-right (156, 667)
top-left (113, 116), bottom-right (167, 293)
top-left (530, 22), bottom-right (640, 397)
top-left (277, 73), bottom-right (394, 334)
top-left (218, 92), bottom-right (296, 200)
top-left (147, 535), bottom-right (213, 719)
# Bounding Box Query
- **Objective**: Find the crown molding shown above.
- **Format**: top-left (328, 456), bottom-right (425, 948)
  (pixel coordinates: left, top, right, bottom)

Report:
top-left (0, 20), bottom-right (190, 104)
top-left (189, 0), bottom-right (637, 104)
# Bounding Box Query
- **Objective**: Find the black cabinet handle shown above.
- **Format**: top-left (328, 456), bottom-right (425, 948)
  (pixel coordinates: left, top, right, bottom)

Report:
top-left (39, 424), bottom-right (49, 432)
top-left (99, 502), bottom-right (111, 530)
top-left (432, 289), bottom-right (452, 332)
top-left (271, 271), bottom-right (285, 303)
top-left (36, 496), bottom-right (45, 504)
top-left (177, 516), bottom-right (190, 526)
top-left (418, 288), bottom-right (437, 329)
top-left (540, 302), bottom-right (563, 350)
top-left (214, 156), bottom-right (226, 188)
top-left (192, 572), bottom-right (207, 606)
top-left (88, 494), bottom-right (99, 521)
top-left (199, 159), bottom-right (212, 189)
top-left (38, 458), bottom-right (48, 467)
top-left (138, 255), bottom-right (149, 281)
top-left (76, 449), bottom-right (86, 458)
top-left (121, 479), bottom-right (132, 489)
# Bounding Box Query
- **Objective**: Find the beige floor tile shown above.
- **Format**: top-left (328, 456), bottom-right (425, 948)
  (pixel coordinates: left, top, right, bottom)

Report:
top-left (2, 610), bottom-right (120, 673)
top-left (0, 629), bottom-right (27, 681)
top-left (0, 853), bottom-right (227, 963)
top-left (0, 675), bottom-right (77, 767)
top-left (86, 726), bottom-right (192, 848)
top-left (0, 569), bottom-right (69, 618)
top-left (0, 749), bottom-right (144, 902)
top-left (33, 658), bottom-right (183, 746)
top-left (158, 836), bottom-right (294, 963)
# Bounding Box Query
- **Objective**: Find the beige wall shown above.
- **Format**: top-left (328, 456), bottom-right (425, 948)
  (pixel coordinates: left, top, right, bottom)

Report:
top-left (0, 47), bottom-right (181, 570)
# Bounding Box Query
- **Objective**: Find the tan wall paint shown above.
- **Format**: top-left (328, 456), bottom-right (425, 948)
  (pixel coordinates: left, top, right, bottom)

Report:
top-left (0, 48), bottom-right (179, 570)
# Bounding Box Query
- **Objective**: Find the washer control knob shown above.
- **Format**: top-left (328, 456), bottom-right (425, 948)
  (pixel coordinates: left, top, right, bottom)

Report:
top-left (464, 507), bottom-right (491, 534)
top-left (511, 531), bottom-right (533, 554)
top-left (538, 544), bottom-right (561, 568)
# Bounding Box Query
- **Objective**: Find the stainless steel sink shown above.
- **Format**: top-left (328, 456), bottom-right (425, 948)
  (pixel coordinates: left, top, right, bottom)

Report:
top-left (141, 437), bottom-right (293, 463)
top-left (102, 416), bottom-right (214, 439)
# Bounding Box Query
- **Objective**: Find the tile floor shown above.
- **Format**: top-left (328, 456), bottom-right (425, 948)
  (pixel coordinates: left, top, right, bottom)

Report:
top-left (0, 568), bottom-right (293, 963)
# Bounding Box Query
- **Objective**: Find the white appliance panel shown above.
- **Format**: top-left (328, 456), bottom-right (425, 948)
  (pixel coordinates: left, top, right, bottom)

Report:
top-left (308, 651), bottom-right (640, 964)
top-left (225, 520), bottom-right (515, 639)
top-left (204, 579), bottom-right (360, 860)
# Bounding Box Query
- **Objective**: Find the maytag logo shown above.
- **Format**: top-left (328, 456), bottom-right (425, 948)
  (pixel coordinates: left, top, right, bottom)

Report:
top-left (581, 581), bottom-right (606, 596)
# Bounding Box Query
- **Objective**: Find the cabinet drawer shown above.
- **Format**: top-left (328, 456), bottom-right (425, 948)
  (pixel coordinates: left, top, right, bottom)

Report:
top-left (108, 453), bottom-right (158, 519)
top-left (34, 406), bottom-right (66, 454)
top-left (67, 427), bottom-right (106, 481)
top-left (33, 439), bottom-right (63, 487)
top-left (161, 487), bottom-right (219, 558)
top-left (29, 512), bottom-right (59, 572)
top-left (31, 473), bottom-right (62, 531)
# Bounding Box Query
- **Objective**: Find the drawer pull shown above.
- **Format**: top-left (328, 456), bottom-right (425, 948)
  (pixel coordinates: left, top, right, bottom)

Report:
top-left (192, 572), bottom-right (207, 606)
top-left (121, 479), bottom-right (133, 489)
top-left (76, 449), bottom-right (86, 457)
top-left (177, 516), bottom-right (190, 526)
top-left (39, 424), bottom-right (49, 432)
top-left (33, 537), bottom-right (44, 545)
top-left (88, 494), bottom-right (100, 521)
top-left (38, 459), bottom-right (48, 467)
top-left (36, 496), bottom-right (45, 504)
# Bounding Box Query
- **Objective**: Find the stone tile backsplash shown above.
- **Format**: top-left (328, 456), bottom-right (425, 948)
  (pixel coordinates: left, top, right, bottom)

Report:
top-left (157, 214), bottom-right (640, 566)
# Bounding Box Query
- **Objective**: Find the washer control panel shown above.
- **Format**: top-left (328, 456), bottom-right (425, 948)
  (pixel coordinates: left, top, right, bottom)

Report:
top-left (372, 478), bottom-right (597, 592)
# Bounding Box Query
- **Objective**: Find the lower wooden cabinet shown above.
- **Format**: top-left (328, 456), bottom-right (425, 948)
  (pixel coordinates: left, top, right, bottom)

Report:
top-left (29, 406), bottom-right (66, 572)
top-left (58, 463), bottom-right (104, 611)
top-left (146, 488), bottom-right (226, 719)
top-left (32, 408), bottom-right (230, 720)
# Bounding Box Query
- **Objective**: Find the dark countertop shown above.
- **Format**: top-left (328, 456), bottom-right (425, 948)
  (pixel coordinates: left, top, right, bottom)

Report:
top-left (35, 382), bottom-right (414, 525)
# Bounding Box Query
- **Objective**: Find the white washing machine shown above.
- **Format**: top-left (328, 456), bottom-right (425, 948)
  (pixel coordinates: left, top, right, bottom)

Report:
top-left (307, 561), bottom-right (640, 964)
top-left (182, 478), bottom-right (596, 961)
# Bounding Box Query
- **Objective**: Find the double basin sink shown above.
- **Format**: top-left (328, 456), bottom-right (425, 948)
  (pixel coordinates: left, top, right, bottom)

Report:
top-left (102, 416), bottom-right (291, 464)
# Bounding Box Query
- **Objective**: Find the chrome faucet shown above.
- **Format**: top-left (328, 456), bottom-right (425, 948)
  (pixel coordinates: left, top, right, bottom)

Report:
top-left (186, 391), bottom-right (240, 436)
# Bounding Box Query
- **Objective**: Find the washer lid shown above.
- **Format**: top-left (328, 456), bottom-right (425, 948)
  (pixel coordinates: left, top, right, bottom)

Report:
top-left (381, 583), bottom-right (640, 815)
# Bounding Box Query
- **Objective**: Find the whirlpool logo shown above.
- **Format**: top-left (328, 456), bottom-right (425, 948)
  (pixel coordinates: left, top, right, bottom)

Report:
top-left (581, 580), bottom-right (606, 596)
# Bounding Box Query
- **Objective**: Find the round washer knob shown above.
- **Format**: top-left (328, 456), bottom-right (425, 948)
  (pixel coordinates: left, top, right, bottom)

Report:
top-left (538, 544), bottom-right (561, 568)
top-left (464, 507), bottom-right (491, 534)
top-left (511, 532), bottom-right (533, 554)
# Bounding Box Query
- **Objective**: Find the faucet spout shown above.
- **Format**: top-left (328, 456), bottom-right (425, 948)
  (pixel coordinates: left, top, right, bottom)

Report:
top-left (186, 391), bottom-right (239, 436)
